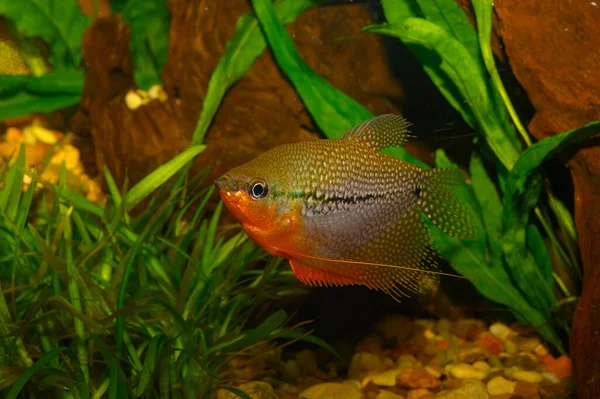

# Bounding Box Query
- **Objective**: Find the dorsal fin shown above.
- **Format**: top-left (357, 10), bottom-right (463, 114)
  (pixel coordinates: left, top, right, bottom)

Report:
top-left (341, 114), bottom-right (414, 150)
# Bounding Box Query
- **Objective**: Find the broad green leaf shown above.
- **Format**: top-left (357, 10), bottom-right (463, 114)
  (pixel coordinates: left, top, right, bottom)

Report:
top-left (193, 0), bottom-right (314, 144)
top-left (382, 0), bottom-right (422, 22)
top-left (0, 0), bottom-right (92, 69)
top-left (364, 19), bottom-right (520, 168)
top-left (0, 70), bottom-right (84, 121)
top-left (121, 0), bottom-right (171, 89)
top-left (412, 0), bottom-right (519, 149)
top-left (111, 0), bottom-right (128, 13)
top-left (124, 145), bottom-right (206, 210)
top-left (527, 224), bottom-right (555, 291)
top-left (251, 0), bottom-right (424, 167)
top-left (500, 121), bottom-right (599, 329)
top-left (472, 0), bottom-right (526, 148)
top-left (502, 120), bottom-right (600, 262)
top-left (0, 69), bottom-right (84, 94)
top-left (433, 150), bottom-right (563, 353)
top-left (468, 152), bottom-right (502, 256)
top-left (372, 3), bottom-right (476, 128)
top-left (0, 91), bottom-right (81, 122)
top-left (510, 120), bottom-right (600, 185)
top-left (414, 0), bottom-right (482, 66)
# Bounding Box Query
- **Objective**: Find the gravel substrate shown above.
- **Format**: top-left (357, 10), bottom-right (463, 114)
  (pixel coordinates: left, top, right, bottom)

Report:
top-left (219, 315), bottom-right (575, 399)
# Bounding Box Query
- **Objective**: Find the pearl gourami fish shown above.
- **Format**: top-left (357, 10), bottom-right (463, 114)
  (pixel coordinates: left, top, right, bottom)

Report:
top-left (215, 115), bottom-right (476, 300)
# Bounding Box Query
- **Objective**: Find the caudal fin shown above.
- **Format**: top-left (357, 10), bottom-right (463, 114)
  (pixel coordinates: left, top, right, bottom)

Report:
top-left (418, 168), bottom-right (477, 240)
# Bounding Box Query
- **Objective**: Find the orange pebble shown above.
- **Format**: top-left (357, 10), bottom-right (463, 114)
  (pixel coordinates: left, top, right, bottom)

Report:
top-left (547, 355), bottom-right (572, 379)
top-left (478, 333), bottom-right (503, 355)
top-left (435, 339), bottom-right (451, 349)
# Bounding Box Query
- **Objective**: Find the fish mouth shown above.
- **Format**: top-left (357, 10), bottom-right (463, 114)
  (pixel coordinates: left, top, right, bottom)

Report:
top-left (215, 174), bottom-right (239, 192)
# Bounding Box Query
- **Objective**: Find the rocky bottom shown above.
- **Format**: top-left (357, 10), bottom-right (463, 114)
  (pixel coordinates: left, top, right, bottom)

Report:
top-left (219, 316), bottom-right (575, 399)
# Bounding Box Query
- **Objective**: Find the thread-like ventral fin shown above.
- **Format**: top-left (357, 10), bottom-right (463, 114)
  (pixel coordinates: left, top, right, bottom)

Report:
top-left (341, 114), bottom-right (414, 150)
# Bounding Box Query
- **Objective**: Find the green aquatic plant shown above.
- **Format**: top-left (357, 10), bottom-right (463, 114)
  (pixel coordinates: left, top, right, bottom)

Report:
top-left (0, 0), bottom-right (171, 121)
top-left (0, 145), bottom-right (329, 397)
top-left (0, 0), bottom-right (90, 119)
top-left (235, 0), bottom-right (600, 353)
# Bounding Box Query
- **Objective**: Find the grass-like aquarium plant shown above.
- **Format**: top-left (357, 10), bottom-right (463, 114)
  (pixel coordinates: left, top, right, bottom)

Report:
top-left (0, 143), bottom-right (335, 398)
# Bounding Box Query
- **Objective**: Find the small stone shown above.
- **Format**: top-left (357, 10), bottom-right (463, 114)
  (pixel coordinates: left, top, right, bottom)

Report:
top-left (519, 355), bottom-right (537, 371)
top-left (397, 355), bottom-right (421, 369)
top-left (364, 379), bottom-right (381, 396)
top-left (452, 319), bottom-right (486, 340)
top-left (514, 381), bottom-right (541, 398)
top-left (377, 390), bottom-right (406, 399)
top-left (457, 342), bottom-right (486, 363)
top-left (515, 336), bottom-right (541, 353)
top-left (397, 368), bottom-right (441, 389)
top-left (473, 361), bottom-right (490, 372)
top-left (357, 335), bottom-right (384, 354)
top-left (407, 388), bottom-right (434, 399)
top-left (543, 355), bottom-right (572, 379)
top-left (343, 380), bottom-right (362, 389)
top-left (125, 91), bottom-right (144, 110)
top-left (479, 333), bottom-right (503, 355)
top-left (371, 368), bottom-right (405, 387)
top-left (296, 350), bottom-right (318, 375)
top-left (300, 382), bottom-right (363, 399)
top-left (423, 329), bottom-right (436, 340)
top-left (486, 376), bottom-right (516, 395)
top-left (375, 315), bottom-right (415, 343)
top-left (218, 381), bottom-right (277, 399)
top-left (489, 323), bottom-right (517, 341)
top-left (488, 355), bottom-right (503, 368)
top-left (501, 355), bottom-right (517, 368)
top-left (348, 352), bottom-right (384, 381)
top-left (448, 363), bottom-right (488, 380)
top-left (435, 319), bottom-right (452, 334)
top-left (436, 379), bottom-right (490, 399)
top-left (542, 371), bottom-right (560, 384)
top-left (507, 368), bottom-right (544, 383)
top-left (282, 359), bottom-right (302, 383)
top-left (424, 365), bottom-right (442, 378)
top-left (394, 343), bottom-right (419, 356)
top-left (533, 344), bottom-right (549, 357)
top-left (504, 340), bottom-right (517, 355)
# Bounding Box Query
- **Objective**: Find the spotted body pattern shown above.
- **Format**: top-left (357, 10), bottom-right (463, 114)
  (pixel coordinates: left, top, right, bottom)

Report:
top-left (215, 115), bottom-right (476, 300)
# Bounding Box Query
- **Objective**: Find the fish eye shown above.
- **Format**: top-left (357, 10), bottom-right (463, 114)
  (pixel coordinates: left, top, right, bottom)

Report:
top-left (249, 179), bottom-right (268, 200)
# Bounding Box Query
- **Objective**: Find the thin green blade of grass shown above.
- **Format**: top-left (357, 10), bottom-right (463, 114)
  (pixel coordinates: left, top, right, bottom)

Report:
top-left (59, 202), bottom-right (89, 385)
top-left (251, 0), bottom-right (425, 167)
top-left (363, 20), bottom-right (519, 168)
top-left (0, 144), bottom-right (26, 221)
top-left (123, 145), bottom-right (205, 211)
top-left (192, 0), bottom-right (315, 144)
top-left (5, 346), bottom-right (67, 399)
top-left (210, 309), bottom-right (288, 355)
